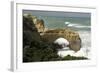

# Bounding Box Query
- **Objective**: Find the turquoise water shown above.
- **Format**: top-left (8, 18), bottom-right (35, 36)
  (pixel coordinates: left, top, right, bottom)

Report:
top-left (36, 16), bottom-right (90, 31)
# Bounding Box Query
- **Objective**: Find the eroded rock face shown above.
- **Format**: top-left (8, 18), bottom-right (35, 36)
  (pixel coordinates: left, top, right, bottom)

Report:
top-left (33, 19), bottom-right (45, 33)
top-left (41, 29), bottom-right (81, 52)
top-left (24, 14), bottom-right (45, 33)
top-left (69, 37), bottom-right (81, 52)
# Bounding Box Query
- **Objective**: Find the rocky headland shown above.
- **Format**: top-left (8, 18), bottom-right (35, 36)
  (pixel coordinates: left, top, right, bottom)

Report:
top-left (23, 14), bottom-right (87, 62)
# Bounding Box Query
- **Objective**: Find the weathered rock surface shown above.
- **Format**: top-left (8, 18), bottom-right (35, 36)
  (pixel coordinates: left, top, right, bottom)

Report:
top-left (41, 29), bottom-right (81, 52)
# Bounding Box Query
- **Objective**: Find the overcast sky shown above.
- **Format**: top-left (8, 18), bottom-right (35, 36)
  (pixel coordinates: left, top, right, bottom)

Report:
top-left (23, 10), bottom-right (91, 18)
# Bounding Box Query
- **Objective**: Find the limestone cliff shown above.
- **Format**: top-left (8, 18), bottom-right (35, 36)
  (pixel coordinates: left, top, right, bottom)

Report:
top-left (41, 29), bottom-right (81, 52)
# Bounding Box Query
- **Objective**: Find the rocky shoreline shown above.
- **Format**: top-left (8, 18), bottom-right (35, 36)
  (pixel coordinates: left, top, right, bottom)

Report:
top-left (23, 14), bottom-right (88, 62)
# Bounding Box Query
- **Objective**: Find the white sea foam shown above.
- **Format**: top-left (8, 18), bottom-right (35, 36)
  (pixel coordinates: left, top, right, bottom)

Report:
top-left (67, 23), bottom-right (90, 29)
top-left (74, 26), bottom-right (90, 28)
top-left (67, 23), bottom-right (79, 27)
top-left (65, 22), bottom-right (70, 25)
top-left (57, 47), bottom-right (89, 58)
